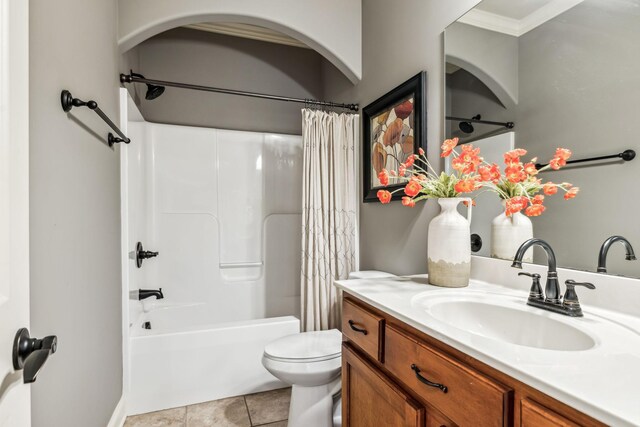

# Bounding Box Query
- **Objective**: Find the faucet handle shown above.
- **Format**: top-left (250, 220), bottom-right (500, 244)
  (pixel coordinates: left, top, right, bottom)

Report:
top-left (519, 272), bottom-right (542, 300)
top-left (562, 280), bottom-right (595, 316)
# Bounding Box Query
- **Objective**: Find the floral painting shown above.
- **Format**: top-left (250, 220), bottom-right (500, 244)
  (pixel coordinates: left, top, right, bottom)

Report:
top-left (363, 72), bottom-right (426, 202)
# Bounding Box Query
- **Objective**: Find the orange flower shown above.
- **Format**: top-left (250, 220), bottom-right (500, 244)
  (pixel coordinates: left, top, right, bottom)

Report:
top-left (377, 190), bottom-right (392, 204)
top-left (543, 182), bottom-right (558, 195)
top-left (555, 148), bottom-right (572, 161)
top-left (504, 148), bottom-right (527, 165)
top-left (478, 163), bottom-right (500, 183)
top-left (378, 169), bottom-right (389, 186)
top-left (452, 145), bottom-right (481, 174)
top-left (564, 187), bottom-right (579, 200)
top-left (505, 196), bottom-right (528, 216)
top-left (525, 204), bottom-right (546, 217)
top-left (505, 164), bottom-right (527, 183)
top-left (454, 178), bottom-right (478, 194)
top-left (532, 194), bottom-right (544, 205)
top-left (463, 199), bottom-right (476, 207)
top-left (523, 162), bottom-right (538, 175)
top-left (418, 147), bottom-right (425, 156)
top-left (404, 154), bottom-right (416, 168)
top-left (398, 164), bottom-right (407, 177)
top-left (404, 180), bottom-right (422, 197)
top-left (440, 137), bottom-right (459, 157)
top-left (549, 157), bottom-right (565, 170)
top-left (401, 196), bottom-right (416, 207)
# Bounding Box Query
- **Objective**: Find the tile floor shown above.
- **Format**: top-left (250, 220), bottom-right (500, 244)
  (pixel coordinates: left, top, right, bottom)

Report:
top-left (124, 388), bottom-right (290, 427)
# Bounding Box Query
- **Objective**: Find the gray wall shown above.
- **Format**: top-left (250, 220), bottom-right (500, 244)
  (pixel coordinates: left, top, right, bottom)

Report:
top-left (133, 28), bottom-right (325, 135)
top-left (322, 0), bottom-right (481, 275)
top-left (30, 0), bottom-right (122, 426)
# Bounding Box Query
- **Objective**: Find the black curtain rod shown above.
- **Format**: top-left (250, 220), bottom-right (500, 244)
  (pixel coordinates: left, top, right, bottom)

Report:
top-left (446, 115), bottom-right (514, 129)
top-left (61, 90), bottom-right (130, 146)
top-left (120, 73), bottom-right (359, 112)
top-left (535, 149), bottom-right (636, 170)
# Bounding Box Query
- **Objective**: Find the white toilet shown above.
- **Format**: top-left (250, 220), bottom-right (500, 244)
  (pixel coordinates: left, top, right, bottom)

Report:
top-left (262, 270), bottom-right (395, 427)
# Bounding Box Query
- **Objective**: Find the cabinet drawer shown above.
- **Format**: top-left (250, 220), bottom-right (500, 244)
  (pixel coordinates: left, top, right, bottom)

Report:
top-left (521, 399), bottom-right (580, 427)
top-left (385, 324), bottom-right (511, 427)
top-left (342, 298), bottom-right (385, 362)
top-left (427, 409), bottom-right (457, 427)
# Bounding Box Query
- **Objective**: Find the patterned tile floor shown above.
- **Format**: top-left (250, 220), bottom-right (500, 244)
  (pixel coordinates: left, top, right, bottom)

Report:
top-left (124, 388), bottom-right (290, 427)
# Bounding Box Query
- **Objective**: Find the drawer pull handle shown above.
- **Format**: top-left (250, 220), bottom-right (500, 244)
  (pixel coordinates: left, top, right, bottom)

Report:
top-left (411, 364), bottom-right (448, 393)
top-left (348, 320), bottom-right (368, 335)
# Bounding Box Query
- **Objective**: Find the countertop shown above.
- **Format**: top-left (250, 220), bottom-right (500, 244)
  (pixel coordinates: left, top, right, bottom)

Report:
top-left (335, 275), bottom-right (640, 427)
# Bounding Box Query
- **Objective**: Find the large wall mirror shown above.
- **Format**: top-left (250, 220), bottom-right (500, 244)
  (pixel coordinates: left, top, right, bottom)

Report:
top-left (445, 0), bottom-right (640, 277)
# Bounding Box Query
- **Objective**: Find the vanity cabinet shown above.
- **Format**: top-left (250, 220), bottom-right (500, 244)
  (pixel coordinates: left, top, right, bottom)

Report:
top-left (341, 294), bottom-right (606, 427)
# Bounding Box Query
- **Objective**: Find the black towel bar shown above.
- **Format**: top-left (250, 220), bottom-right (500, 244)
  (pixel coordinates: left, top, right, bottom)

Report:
top-left (535, 149), bottom-right (635, 170)
top-left (61, 90), bottom-right (130, 146)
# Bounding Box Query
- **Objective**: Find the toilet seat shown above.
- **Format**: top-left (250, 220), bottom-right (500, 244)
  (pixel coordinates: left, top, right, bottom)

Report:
top-left (264, 329), bottom-right (342, 363)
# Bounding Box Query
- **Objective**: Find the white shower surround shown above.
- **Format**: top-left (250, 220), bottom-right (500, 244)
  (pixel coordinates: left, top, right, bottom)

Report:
top-left (121, 93), bottom-right (303, 414)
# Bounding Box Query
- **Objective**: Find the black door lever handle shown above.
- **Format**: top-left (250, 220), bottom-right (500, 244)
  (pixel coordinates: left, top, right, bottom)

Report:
top-left (13, 328), bottom-right (57, 384)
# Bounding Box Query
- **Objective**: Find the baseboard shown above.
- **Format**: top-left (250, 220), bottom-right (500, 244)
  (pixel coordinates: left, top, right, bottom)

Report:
top-left (107, 396), bottom-right (126, 427)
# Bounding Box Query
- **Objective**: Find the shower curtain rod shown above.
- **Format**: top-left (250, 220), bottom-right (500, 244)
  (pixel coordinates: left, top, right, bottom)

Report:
top-left (120, 73), bottom-right (359, 112)
top-left (446, 115), bottom-right (514, 129)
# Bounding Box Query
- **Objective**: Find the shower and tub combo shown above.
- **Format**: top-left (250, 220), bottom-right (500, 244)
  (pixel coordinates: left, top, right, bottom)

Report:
top-left (121, 91), bottom-right (303, 414)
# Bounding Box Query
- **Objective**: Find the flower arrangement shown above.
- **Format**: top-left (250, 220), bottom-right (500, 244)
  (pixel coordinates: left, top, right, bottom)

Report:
top-left (376, 137), bottom-right (578, 216)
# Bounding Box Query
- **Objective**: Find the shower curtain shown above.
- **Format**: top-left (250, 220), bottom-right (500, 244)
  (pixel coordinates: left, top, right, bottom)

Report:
top-left (301, 109), bottom-right (358, 331)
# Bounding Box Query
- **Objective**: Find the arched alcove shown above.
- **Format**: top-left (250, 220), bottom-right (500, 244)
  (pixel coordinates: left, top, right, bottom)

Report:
top-left (118, 0), bottom-right (362, 83)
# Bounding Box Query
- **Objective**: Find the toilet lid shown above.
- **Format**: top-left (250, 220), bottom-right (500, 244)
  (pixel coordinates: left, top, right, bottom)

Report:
top-left (264, 329), bottom-right (342, 362)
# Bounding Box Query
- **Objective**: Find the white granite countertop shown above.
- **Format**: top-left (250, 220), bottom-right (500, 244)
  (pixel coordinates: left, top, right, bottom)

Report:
top-left (335, 274), bottom-right (640, 427)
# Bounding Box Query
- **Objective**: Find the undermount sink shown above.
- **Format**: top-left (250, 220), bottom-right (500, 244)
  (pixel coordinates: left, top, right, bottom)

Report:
top-left (413, 292), bottom-right (596, 351)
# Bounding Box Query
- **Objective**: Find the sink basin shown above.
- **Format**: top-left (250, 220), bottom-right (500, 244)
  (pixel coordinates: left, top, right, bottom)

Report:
top-left (414, 292), bottom-right (596, 351)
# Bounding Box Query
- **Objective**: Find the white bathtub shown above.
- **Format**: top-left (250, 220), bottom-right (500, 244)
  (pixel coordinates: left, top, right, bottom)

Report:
top-left (127, 305), bottom-right (300, 415)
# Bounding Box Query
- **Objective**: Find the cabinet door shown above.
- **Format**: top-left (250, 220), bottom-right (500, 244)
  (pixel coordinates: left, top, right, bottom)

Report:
top-left (343, 343), bottom-right (425, 427)
top-left (521, 399), bottom-right (580, 427)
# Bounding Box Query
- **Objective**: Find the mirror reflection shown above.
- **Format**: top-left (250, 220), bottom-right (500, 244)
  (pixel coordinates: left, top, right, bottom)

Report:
top-left (445, 0), bottom-right (640, 277)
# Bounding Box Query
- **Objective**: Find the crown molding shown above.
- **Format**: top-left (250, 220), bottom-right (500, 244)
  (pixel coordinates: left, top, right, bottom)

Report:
top-left (458, 0), bottom-right (584, 37)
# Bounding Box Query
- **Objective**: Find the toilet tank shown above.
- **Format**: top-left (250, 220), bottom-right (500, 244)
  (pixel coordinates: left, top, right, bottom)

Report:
top-left (347, 270), bottom-right (395, 280)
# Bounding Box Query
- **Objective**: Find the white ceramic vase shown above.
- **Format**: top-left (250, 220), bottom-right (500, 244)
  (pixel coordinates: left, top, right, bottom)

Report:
top-left (427, 197), bottom-right (472, 287)
top-left (491, 201), bottom-right (533, 262)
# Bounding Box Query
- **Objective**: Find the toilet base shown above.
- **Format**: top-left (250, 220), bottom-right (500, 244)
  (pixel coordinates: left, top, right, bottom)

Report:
top-left (288, 377), bottom-right (341, 427)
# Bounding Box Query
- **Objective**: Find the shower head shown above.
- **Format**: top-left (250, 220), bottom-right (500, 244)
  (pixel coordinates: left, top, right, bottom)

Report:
top-left (145, 84), bottom-right (165, 100)
top-left (129, 71), bottom-right (166, 100)
top-left (459, 114), bottom-right (481, 134)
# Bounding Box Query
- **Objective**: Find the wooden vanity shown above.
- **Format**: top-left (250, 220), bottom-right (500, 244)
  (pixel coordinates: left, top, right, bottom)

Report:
top-left (341, 293), bottom-right (606, 427)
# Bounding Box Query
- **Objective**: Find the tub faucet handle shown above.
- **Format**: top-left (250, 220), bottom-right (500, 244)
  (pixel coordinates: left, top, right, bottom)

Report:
top-left (519, 271), bottom-right (542, 300)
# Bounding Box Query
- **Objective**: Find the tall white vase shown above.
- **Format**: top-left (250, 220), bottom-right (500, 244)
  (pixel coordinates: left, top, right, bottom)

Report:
top-left (427, 198), bottom-right (472, 288)
top-left (491, 201), bottom-right (533, 262)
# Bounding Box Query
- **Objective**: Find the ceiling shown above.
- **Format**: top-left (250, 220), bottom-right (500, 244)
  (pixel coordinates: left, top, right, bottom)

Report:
top-left (458, 0), bottom-right (584, 36)
top-left (184, 22), bottom-right (310, 49)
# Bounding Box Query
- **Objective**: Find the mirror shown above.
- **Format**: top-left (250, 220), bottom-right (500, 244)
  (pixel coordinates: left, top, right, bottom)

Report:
top-left (445, 0), bottom-right (640, 277)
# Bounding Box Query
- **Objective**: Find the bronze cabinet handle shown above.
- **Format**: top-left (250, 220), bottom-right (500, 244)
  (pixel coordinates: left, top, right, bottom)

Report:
top-left (411, 364), bottom-right (448, 393)
top-left (347, 320), bottom-right (368, 335)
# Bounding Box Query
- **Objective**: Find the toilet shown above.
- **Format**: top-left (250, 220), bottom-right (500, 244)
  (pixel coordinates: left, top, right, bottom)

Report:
top-left (262, 270), bottom-right (394, 427)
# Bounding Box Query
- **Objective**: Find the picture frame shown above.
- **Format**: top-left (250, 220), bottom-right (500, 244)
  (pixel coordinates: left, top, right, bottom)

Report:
top-left (362, 71), bottom-right (427, 203)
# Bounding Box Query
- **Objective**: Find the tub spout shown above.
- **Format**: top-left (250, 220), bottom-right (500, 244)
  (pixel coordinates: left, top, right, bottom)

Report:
top-left (139, 288), bottom-right (164, 301)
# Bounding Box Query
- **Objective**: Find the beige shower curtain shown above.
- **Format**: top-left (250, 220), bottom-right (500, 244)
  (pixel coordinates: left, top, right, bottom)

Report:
top-left (301, 109), bottom-right (358, 331)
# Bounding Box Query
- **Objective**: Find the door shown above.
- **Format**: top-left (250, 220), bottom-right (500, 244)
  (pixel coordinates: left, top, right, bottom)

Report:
top-left (0, 0), bottom-right (30, 425)
top-left (343, 344), bottom-right (425, 427)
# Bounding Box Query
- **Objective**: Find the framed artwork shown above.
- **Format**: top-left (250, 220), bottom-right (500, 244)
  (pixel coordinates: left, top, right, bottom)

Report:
top-left (362, 71), bottom-right (427, 202)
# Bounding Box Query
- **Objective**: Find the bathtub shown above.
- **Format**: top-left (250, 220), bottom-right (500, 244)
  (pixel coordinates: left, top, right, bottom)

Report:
top-left (127, 304), bottom-right (300, 415)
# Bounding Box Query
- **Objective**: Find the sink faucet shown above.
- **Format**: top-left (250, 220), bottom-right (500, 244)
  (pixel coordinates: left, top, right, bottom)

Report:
top-left (597, 235), bottom-right (636, 273)
top-left (138, 288), bottom-right (164, 301)
top-left (511, 238), bottom-right (560, 303)
top-left (512, 238), bottom-right (595, 317)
